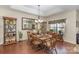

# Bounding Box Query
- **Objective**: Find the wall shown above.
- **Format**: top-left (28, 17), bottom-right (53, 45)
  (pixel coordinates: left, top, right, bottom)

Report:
top-left (76, 10), bottom-right (79, 34)
top-left (0, 6), bottom-right (77, 44)
top-left (46, 10), bottom-right (76, 44)
top-left (0, 6), bottom-right (46, 45)
top-left (0, 17), bottom-right (4, 44)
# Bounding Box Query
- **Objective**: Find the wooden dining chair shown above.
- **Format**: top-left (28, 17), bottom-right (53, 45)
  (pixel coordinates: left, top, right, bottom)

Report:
top-left (30, 35), bottom-right (42, 50)
top-left (55, 34), bottom-right (63, 42)
top-left (43, 38), bottom-right (57, 54)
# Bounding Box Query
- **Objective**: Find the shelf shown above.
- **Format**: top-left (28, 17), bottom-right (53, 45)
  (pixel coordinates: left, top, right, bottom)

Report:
top-left (4, 17), bottom-right (17, 45)
top-left (5, 31), bottom-right (16, 33)
top-left (4, 40), bottom-right (17, 45)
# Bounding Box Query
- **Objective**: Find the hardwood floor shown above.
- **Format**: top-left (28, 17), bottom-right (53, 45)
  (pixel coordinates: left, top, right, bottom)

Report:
top-left (0, 40), bottom-right (77, 54)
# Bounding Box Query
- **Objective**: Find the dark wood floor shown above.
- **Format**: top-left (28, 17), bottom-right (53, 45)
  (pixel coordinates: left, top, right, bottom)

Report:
top-left (0, 40), bottom-right (77, 54)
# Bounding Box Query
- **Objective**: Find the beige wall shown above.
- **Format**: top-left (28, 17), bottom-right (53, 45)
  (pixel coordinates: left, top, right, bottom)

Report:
top-left (0, 6), bottom-right (77, 44)
top-left (0, 6), bottom-right (46, 45)
top-left (46, 10), bottom-right (76, 44)
top-left (0, 17), bottom-right (4, 44)
top-left (76, 10), bottom-right (79, 33)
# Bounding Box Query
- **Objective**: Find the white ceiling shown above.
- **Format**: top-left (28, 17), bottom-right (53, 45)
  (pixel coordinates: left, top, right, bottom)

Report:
top-left (9, 5), bottom-right (79, 16)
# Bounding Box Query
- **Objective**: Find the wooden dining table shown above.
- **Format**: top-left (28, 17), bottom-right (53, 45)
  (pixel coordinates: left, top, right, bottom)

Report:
top-left (37, 34), bottom-right (57, 53)
top-left (29, 32), bottom-right (57, 53)
top-left (36, 34), bottom-right (53, 46)
top-left (35, 34), bottom-right (52, 40)
top-left (39, 34), bottom-right (52, 40)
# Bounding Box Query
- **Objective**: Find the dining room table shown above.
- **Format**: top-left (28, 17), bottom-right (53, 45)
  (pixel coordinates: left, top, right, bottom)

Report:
top-left (38, 34), bottom-right (57, 53)
top-left (36, 34), bottom-right (53, 47)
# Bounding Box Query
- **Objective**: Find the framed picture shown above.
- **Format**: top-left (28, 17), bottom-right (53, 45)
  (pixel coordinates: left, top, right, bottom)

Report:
top-left (22, 17), bottom-right (35, 30)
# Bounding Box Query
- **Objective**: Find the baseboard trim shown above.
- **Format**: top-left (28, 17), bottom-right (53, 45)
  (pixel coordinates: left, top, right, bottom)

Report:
top-left (64, 41), bottom-right (76, 46)
top-left (0, 40), bottom-right (27, 46)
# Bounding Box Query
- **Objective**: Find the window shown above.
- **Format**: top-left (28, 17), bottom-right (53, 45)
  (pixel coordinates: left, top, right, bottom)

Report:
top-left (49, 23), bottom-right (57, 32)
top-left (56, 23), bottom-right (65, 33)
top-left (49, 19), bottom-right (65, 34)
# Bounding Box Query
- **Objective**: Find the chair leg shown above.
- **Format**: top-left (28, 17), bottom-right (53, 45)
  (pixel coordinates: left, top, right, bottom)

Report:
top-left (54, 48), bottom-right (57, 54)
top-left (51, 48), bottom-right (57, 54)
top-left (48, 47), bottom-right (57, 54)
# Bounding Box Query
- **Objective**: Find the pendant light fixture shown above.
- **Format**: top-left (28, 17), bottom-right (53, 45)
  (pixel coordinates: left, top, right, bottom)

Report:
top-left (35, 5), bottom-right (43, 23)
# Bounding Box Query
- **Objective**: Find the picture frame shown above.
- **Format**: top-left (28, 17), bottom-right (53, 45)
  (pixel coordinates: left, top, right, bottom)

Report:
top-left (22, 17), bottom-right (35, 30)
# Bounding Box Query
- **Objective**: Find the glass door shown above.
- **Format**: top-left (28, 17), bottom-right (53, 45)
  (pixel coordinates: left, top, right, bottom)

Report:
top-left (3, 17), bottom-right (17, 45)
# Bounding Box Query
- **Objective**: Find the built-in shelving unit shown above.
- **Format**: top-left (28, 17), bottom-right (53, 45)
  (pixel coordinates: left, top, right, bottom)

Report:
top-left (3, 17), bottom-right (17, 45)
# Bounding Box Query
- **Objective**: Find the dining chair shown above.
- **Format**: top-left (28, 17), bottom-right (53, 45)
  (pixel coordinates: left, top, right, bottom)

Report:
top-left (43, 37), bottom-right (57, 54)
top-left (30, 34), bottom-right (42, 50)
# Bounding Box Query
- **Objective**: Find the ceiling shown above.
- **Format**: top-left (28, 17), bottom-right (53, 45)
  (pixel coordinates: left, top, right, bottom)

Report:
top-left (9, 5), bottom-right (79, 16)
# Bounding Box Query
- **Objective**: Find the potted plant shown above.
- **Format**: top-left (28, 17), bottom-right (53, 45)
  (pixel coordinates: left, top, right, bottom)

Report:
top-left (18, 31), bottom-right (23, 42)
top-left (50, 29), bottom-right (53, 32)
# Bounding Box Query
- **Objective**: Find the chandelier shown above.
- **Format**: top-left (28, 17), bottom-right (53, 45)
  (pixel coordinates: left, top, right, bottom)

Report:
top-left (35, 5), bottom-right (43, 23)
